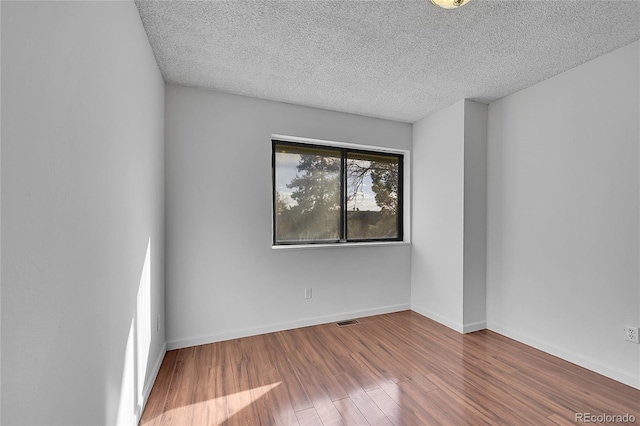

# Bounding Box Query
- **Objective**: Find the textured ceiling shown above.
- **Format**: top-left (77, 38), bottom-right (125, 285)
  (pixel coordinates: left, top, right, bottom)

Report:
top-left (135, 0), bottom-right (640, 123)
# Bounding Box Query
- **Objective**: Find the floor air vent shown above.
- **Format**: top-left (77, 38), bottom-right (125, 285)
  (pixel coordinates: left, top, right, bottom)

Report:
top-left (336, 319), bottom-right (359, 327)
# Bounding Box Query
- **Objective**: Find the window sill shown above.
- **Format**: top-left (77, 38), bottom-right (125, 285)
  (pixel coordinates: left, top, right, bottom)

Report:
top-left (271, 241), bottom-right (410, 250)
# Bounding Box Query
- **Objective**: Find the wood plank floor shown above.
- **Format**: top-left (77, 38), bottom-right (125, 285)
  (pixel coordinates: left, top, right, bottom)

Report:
top-left (140, 311), bottom-right (640, 425)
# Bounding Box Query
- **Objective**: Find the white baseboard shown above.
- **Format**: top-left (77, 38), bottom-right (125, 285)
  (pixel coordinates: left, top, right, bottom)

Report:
top-left (167, 303), bottom-right (410, 350)
top-left (136, 342), bottom-right (167, 424)
top-left (410, 307), bottom-right (486, 334)
top-left (463, 320), bottom-right (487, 334)
top-left (410, 305), bottom-right (464, 333)
top-left (488, 323), bottom-right (640, 391)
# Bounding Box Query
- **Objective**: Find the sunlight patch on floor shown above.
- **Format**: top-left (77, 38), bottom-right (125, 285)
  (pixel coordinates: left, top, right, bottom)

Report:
top-left (149, 382), bottom-right (282, 425)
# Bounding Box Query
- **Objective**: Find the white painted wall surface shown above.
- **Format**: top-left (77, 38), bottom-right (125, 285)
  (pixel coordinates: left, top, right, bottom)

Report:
top-left (411, 100), bottom-right (465, 331)
top-left (462, 100), bottom-right (488, 331)
top-left (165, 84), bottom-right (412, 349)
top-left (411, 100), bottom-right (488, 333)
top-left (1, 1), bottom-right (166, 424)
top-left (487, 40), bottom-right (640, 389)
top-left (0, 2), bottom-right (3, 424)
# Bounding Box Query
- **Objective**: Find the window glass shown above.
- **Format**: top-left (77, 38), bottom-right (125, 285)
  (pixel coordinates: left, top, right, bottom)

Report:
top-left (274, 144), bottom-right (341, 243)
top-left (346, 153), bottom-right (400, 240)
top-left (273, 140), bottom-right (403, 245)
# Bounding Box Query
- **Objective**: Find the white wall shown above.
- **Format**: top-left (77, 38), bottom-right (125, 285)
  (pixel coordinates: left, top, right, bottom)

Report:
top-left (165, 84), bottom-right (412, 349)
top-left (0, 2), bottom-right (3, 423)
top-left (411, 99), bottom-right (487, 333)
top-left (462, 100), bottom-right (488, 330)
top-left (487, 40), bottom-right (640, 389)
top-left (412, 100), bottom-right (465, 330)
top-left (1, 1), bottom-right (166, 424)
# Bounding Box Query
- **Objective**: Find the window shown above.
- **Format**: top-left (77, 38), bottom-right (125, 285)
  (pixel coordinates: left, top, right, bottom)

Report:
top-left (272, 139), bottom-right (403, 245)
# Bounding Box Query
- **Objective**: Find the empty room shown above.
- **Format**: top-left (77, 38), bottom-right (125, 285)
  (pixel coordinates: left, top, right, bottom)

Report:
top-left (1, 0), bottom-right (639, 425)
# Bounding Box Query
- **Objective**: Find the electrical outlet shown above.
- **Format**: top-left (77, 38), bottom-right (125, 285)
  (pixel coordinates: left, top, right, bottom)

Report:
top-left (624, 326), bottom-right (639, 344)
top-left (304, 288), bottom-right (313, 299)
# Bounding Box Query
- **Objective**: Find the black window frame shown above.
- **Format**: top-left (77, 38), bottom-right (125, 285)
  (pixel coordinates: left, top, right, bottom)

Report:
top-left (272, 139), bottom-right (404, 246)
